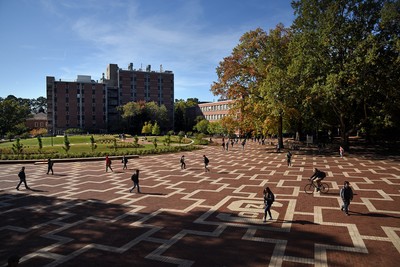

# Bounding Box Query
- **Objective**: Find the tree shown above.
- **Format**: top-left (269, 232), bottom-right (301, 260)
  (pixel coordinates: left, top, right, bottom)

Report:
top-left (90, 135), bottom-right (97, 152)
top-left (141, 121), bottom-right (152, 136)
top-left (174, 98), bottom-right (199, 132)
top-left (207, 121), bottom-right (225, 136)
top-left (290, 0), bottom-right (400, 146)
top-left (37, 136), bottom-right (43, 153)
top-left (0, 98), bottom-right (31, 136)
top-left (193, 119), bottom-right (210, 134)
top-left (152, 122), bottom-right (161, 135)
top-left (63, 135), bottom-right (70, 153)
top-left (119, 101), bottom-right (170, 134)
top-left (31, 96), bottom-right (47, 113)
top-left (211, 25), bottom-right (294, 147)
top-left (12, 138), bottom-right (24, 155)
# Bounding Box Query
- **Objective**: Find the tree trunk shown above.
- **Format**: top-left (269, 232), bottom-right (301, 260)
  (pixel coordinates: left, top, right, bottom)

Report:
top-left (278, 113), bottom-right (284, 149)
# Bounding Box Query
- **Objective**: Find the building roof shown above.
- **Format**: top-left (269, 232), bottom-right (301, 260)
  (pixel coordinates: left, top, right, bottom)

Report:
top-left (26, 112), bottom-right (47, 121)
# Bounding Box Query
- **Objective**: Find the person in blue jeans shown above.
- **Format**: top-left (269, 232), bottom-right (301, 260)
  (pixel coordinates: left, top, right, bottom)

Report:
top-left (340, 181), bottom-right (353, 215)
top-left (263, 187), bottom-right (275, 221)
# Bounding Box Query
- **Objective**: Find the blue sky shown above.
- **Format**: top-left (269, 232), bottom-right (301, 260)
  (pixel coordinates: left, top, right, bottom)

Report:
top-left (0, 0), bottom-right (294, 102)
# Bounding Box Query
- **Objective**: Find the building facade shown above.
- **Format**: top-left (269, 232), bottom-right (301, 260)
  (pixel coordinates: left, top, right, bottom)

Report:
top-left (47, 63), bottom-right (174, 134)
top-left (25, 112), bottom-right (48, 129)
top-left (198, 99), bottom-right (234, 122)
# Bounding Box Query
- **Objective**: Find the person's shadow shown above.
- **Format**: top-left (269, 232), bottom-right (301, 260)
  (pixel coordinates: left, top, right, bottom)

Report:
top-left (29, 188), bottom-right (48, 192)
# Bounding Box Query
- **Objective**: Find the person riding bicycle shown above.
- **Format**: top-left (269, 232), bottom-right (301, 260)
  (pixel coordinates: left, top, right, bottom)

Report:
top-left (310, 168), bottom-right (326, 191)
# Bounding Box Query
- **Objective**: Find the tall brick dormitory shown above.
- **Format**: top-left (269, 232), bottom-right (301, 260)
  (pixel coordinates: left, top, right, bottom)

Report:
top-left (46, 63), bottom-right (174, 134)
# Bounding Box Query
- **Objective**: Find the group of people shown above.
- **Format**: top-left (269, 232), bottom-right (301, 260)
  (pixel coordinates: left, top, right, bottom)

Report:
top-left (264, 167), bottom-right (354, 222)
top-left (180, 154), bottom-right (210, 172)
top-left (14, 139), bottom-right (353, 221)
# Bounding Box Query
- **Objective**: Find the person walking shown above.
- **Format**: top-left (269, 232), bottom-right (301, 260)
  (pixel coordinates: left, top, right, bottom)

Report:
top-left (339, 146), bottom-right (344, 158)
top-left (286, 151), bottom-right (292, 167)
top-left (340, 181), bottom-right (353, 216)
top-left (263, 187), bottom-right (275, 221)
top-left (46, 158), bottom-right (54, 175)
top-left (105, 155), bottom-right (113, 172)
top-left (129, 169), bottom-right (141, 193)
top-left (180, 155), bottom-right (186, 169)
top-left (241, 139), bottom-right (246, 150)
top-left (16, 166), bottom-right (30, 190)
top-left (203, 155), bottom-right (210, 172)
top-left (122, 155), bottom-right (128, 170)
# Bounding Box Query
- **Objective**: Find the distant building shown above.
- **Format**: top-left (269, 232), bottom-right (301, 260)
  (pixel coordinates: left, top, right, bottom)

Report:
top-left (25, 112), bottom-right (47, 129)
top-left (198, 99), bottom-right (235, 122)
top-left (47, 63), bottom-right (174, 134)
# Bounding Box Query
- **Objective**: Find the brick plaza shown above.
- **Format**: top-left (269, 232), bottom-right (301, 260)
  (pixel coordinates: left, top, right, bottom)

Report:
top-left (1, 140), bottom-right (400, 266)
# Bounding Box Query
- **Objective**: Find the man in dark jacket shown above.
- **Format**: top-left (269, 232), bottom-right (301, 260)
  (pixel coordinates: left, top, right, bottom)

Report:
top-left (47, 158), bottom-right (54, 175)
top-left (129, 169), bottom-right (141, 193)
top-left (340, 181), bottom-right (353, 216)
top-left (16, 166), bottom-right (30, 190)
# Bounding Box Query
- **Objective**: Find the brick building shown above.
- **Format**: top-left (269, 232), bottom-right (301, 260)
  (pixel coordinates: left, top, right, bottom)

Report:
top-left (25, 112), bottom-right (48, 129)
top-left (47, 63), bottom-right (174, 134)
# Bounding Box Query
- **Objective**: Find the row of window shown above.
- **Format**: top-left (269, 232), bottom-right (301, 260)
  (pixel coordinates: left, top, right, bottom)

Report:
top-left (205, 114), bottom-right (227, 120)
top-left (56, 121), bottom-right (102, 128)
top-left (34, 122), bottom-right (47, 127)
top-left (53, 87), bottom-right (106, 92)
top-left (54, 115), bottom-right (106, 122)
top-left (200, 104), bottom-right (230, 112)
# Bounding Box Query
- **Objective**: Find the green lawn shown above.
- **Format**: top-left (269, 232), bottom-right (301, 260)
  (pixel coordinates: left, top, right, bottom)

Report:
top-left (0, 135), bottom-right (197, 160)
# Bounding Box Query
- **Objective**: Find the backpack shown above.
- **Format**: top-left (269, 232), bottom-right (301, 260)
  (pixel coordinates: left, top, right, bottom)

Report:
top-left (269, 192), bottom-right (275, 203)
top-left (320, 171), bottom-right (326, 178)
top-left (205, 157), bottom-right (209, 164)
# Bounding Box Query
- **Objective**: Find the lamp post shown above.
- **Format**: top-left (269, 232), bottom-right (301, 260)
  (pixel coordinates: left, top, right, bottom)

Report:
top-left (50, 129), bottom-right (53, 146)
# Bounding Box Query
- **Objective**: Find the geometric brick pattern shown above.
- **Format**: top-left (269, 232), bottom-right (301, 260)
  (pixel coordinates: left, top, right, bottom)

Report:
top-left (1, 140), bottom-right (399, 266)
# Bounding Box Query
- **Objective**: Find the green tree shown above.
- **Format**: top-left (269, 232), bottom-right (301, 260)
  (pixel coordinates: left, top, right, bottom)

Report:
top-left (133, 135), bottom-right (139, 146)
top-left (119, 101), bottom-right (170, 134)
top-left (63, 135), bottom-right (71, 153)
top-left (178, 131), bottom-right (185, 143)
top-left (193, 119), bottom-right (210, 134)
top-left (142, 121), bottom-right (152, 136)
top-left (37, 136), bottom-right (43, 153)
top-left (12, 138), bottom-right (24, 155)
top-left (31, 96), bottom-right (47, 113)
top-left (0, 97), bottom-right (31, 136)
top-left (207, 121), bottom-right (225, 136)
top-left (164, 134), bottom-right (171, 146)
top-left (90, 135), bottom-right (97, 152)
top-left (153, 137), bottom-right (158, 149)
top-left (290, 0), bottom-right (400, 146)
top-left (152, 122), bottom-right (161, 135)
top-left (174, 98), bottom-right (199, 132)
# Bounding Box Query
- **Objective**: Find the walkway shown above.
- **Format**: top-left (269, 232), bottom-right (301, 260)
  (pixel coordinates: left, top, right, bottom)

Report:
top-left (1, 140), bottom-right (399, 266)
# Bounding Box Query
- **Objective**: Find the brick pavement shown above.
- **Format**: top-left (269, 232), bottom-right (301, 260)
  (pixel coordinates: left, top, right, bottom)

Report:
top-left (1, 141), bottom-right (400, 266)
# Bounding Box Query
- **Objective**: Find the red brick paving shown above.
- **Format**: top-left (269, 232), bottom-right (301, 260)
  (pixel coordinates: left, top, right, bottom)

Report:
top-left (1, 140), bottom-right (399, 266)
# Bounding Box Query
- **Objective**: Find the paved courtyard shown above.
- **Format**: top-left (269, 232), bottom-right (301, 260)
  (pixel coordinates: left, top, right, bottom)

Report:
top-left (1, 140), bottom-right (400, 266)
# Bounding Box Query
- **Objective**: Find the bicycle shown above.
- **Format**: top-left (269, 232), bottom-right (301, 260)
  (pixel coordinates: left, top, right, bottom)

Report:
top-left (304, 179), bottom-right (329, 194)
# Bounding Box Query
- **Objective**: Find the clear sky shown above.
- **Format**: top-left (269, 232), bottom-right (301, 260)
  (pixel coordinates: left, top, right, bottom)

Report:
top-left (0, 0), bottom-right (294, 102)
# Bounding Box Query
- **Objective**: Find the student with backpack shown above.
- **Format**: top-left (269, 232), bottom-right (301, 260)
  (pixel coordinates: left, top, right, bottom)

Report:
top-left (263, 187), bottom-right (275, 221)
